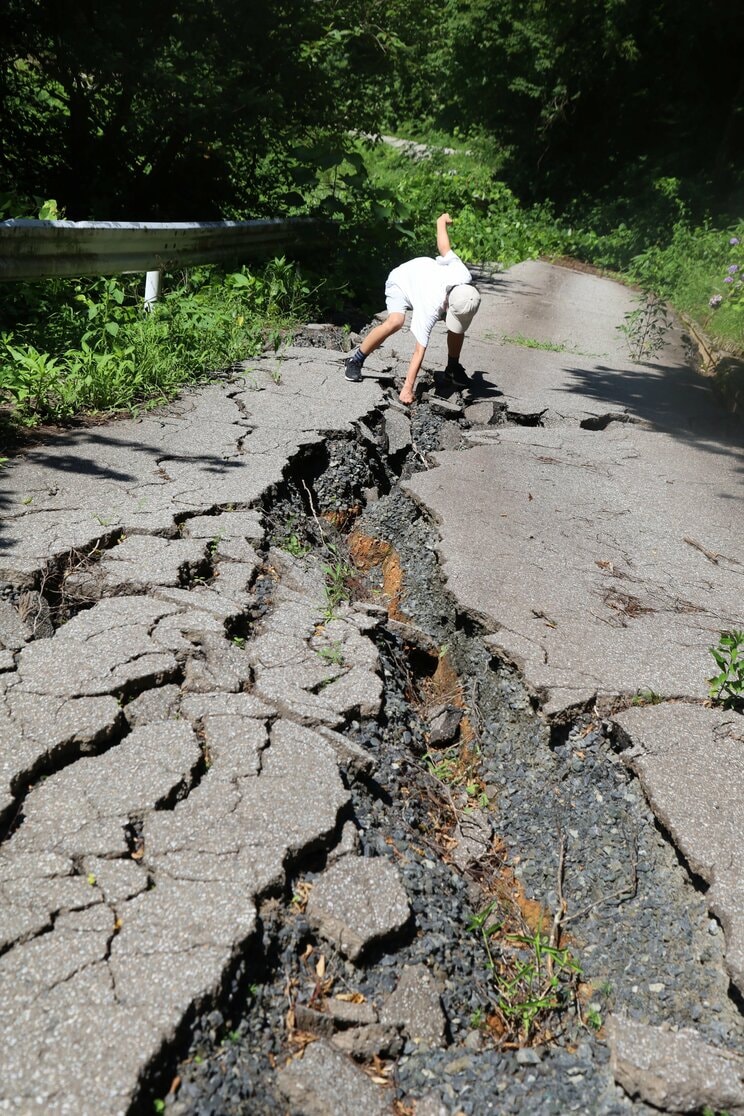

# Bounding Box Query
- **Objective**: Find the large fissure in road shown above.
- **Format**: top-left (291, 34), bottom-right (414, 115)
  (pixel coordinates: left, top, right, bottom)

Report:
top-left (142, 394), bottom-right (742, 1116)
top-left (2, 273), bottom-right (742, 1116)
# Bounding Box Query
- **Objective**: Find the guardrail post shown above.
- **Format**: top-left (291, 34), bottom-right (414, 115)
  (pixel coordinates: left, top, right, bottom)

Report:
top-left (144, 269), bottom-right (162, 309)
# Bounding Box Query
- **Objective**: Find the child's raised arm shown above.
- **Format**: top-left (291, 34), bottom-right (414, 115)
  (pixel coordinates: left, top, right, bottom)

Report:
top-left (436, 212), bottom-right (453, 255)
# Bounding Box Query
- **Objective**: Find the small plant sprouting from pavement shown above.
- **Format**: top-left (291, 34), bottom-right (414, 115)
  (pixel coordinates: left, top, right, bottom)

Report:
top-left (617, 289), bottom-right (672, 361)
top-left (422, 729), bottom-right (483, 793)
top-left (708, 629), bottom-right (744, 709)
top-left (423, 746), bottom-right (461, 784)
top-left (317, 641), bottom-right (345, 666)
top-left (277, 516), bottom-right (311, 559)
top-left (207, 531), bottom-right (225, 556)
top-left (631, 688), bottom-right (663, 706)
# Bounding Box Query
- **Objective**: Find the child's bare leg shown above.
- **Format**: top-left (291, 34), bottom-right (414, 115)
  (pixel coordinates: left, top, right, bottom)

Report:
top-left (345, 313), bottom-right (404, 383)
top-left (359, 312), bottom-right (405, 355)
top-left (446, 330), bottom-right (465, 361)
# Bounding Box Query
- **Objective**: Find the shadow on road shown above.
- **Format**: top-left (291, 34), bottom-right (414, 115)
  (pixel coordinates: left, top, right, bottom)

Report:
top-left (432, 370), bottom-right (504, 402)
top-left (4, 427), bottom-right (244, 480)
top-left (561, 362), bottom-right (744, 468)
top-left (0, 426), bottom-right (248, 560)
top-left (472, 271), bottom-right (509, 296)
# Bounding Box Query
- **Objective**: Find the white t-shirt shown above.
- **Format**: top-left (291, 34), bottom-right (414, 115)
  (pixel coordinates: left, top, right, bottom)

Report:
top-left (386, 250), bottom-right (472, 347)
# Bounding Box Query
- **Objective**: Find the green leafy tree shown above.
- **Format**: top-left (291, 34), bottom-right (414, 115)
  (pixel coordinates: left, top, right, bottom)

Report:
top-left (384, 0), bottom-right (744, 201)
top-left (0, 0), bottom-right (404, 219)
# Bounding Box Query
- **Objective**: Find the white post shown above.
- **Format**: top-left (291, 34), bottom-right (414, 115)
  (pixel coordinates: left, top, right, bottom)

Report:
top-left (144, 269), bottom-right (162, 309)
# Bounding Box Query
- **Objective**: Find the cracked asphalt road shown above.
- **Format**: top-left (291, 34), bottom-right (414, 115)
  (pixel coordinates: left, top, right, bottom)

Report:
top-left (0, 261), bottom-right (742, 1114)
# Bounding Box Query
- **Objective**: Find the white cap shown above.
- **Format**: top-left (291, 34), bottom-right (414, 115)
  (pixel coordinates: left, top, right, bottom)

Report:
top-left (445, 284), bottom-right (481, 334)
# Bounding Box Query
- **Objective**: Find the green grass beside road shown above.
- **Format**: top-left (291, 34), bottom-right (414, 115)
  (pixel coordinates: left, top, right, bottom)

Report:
top-left (0, 259), bottom-right (313, 426)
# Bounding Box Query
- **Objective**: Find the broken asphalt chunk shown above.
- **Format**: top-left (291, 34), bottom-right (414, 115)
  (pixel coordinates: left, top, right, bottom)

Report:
top-left (305, 856), bottom-right (411, 962)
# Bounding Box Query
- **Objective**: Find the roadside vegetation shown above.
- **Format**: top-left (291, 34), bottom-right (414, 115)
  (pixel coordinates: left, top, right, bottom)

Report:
top-left (0, 260), bottom-right (313, 425)
top-left (1, 0), bottom-right (742, 428)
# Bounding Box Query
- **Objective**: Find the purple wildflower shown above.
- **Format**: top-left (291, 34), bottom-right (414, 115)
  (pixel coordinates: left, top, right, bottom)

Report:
top-left (709, 294), bottom-right (723, 308)
top-left (727, 264), bottom-right (739, 273)
top-left (730, 237), bottom-right (740, 246)
top-left (724, 276), bottom-right (734, 284)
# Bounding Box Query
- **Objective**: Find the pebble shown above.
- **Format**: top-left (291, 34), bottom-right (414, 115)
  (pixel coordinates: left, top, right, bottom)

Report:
top-left (515, 1049), bottom-right (542, 1066)
top-left (444, 1056), bottom-right (473, 1075)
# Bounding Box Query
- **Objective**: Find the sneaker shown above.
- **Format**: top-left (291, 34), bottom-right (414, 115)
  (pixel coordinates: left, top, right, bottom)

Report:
top-left (344, 355), bottom-right (363, 382)
top-left (445, 361), bottom-right (469, 388)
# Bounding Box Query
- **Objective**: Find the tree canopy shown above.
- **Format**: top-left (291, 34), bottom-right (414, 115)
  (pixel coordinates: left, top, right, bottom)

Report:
top-left (0, 0), bottom-right (400, 218)
top-left (386, 0), bottom-right (744, 201)
top-left (1, 0), bottom-right (742, 218)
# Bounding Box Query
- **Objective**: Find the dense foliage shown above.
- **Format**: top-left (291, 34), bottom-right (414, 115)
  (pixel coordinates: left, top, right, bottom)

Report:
top-left (0, 261), bottom-right (313, 423)
top-left (1, 0), bottom-right (400, 219)
top-left (385, 0), bottom-right (744, 204)
top-left (3, 0), bottom-right (741, 219)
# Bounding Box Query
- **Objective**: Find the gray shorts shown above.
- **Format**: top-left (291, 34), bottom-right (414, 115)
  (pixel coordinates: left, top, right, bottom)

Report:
top-left (384, 280), bottom-right (410, 316)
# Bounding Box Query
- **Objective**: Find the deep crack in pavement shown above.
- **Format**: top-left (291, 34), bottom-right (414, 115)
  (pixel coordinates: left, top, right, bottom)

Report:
top-left (0, 267), bottom-right (742, 1116)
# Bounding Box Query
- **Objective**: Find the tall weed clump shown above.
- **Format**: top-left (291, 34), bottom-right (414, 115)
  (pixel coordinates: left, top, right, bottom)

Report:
top-left (0, 259), bottom-right (313, 425)
top-left (628, 222), bottom-right (744, 354)
top-left (362, 136), bottom-right (568, 269)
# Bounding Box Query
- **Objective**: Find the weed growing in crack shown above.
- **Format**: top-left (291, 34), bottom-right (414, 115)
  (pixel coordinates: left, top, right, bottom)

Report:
top-left (468, 904), bottom-right (582, 1044)
top-left (498, 930), bottom-right (581, 1041)
top-left (317, 641), bottom-right (345, 666)
top-left (617, 289), bottom-right (672, 361)
top-left (207, 531), bottom-right (225, 558)
top-left (423, 747), bottom-right (460, 783)
top-left (467, 901), bottom-right (502, 970)
top-left (321, 544), bottom-right (353, 620)
top-left (423, 743), bottom-right (482, 794)
top-left (465, 781), bottom-right (490, 810)
top-left (276, 515), bottom-right (311, 559)
top-left (708, 629), bottom-right (744, 709)
top-left (282, 533), bottom-right (311, 559)
top-left (630, 688), bottom-right (663, 706)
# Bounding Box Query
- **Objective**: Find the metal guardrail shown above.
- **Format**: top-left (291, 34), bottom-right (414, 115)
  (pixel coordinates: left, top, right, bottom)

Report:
top-left (0, 218), bottom-right (316, 282)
